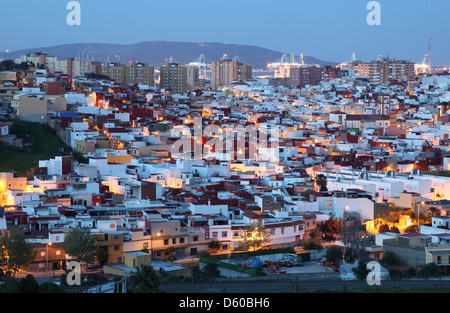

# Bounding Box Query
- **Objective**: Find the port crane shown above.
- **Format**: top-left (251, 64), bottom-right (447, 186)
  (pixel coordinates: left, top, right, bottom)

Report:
top-left (416, 38), bottom-right (433, 75)
top-left (188, 54), bottom-right (210, 80)
top-left (267, 53), bottom-right (309, 78)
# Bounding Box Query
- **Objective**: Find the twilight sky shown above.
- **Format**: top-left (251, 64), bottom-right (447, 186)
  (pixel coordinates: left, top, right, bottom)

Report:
top-left (1, 0), bottom-right (449, 66)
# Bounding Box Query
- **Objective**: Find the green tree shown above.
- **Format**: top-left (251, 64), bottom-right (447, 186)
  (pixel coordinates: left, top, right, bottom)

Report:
top-left (0, 233), bottom-right (36, 277)
top-left (319, 218), bottom-right (340, 241)
top-left (0, 60), bottom-right (16, 71)
top-left (202, 263), bottom-right (221, 278)
top-left (97, 248), bottom-right (109, 267)
top-left (302, 189), bottom-right (315, 201)
top-left (302, 238), bottom-right (323, 251)
top-left (241, 221), bottom-right (270, 251)
top-left (127, 264), bottom-right (161, 293)
top-left (37, 281), bottom-right (66, 293)
top-left (425, 207), bottom-right (441, 223)
top-left (352, 260), bottom-right (370, 280)
top-left (344, 249), bottom-right (355, 264)
top-left (404, 225), bottom-right (419, 233)
top-left (325, 246), bottom-right (343, 264)
top-left (164, 246), bottom-right (176, 261)
top-left (381, 251), bottom-right (403, 267)
top-left (16, 274), bottom-right (39, 293)
top-left (419, 262), bottom-right (440, 278)
top-left (207, 239), bottom-right (223, 254)
top-left (63, 228), bottom-right (98, 271)
top-left (17, 62), bottom-right (29, 71)
top-left (390, 226), bottom-right (400, 233)
top-left (315, 174), bottom-right (328, 191)
top-left (378, 224), bottom-right (390, 233)
top-left (340, 215), bottom-right (369, 260)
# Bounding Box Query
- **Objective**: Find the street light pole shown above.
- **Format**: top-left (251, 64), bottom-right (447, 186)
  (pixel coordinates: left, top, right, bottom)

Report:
top-left (150, 233), bottom-right (161, 260)
top-left (47, 242), bottom-right (53, 276)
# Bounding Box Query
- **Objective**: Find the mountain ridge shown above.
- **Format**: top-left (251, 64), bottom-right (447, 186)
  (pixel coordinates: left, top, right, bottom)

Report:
top-left (0, 41), bottom-right (338, 68)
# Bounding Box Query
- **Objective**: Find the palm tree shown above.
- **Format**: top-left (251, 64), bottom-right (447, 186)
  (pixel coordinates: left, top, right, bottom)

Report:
top-left (315, 174), bottom-right (328, 191)
top-left (127, 264), bottom-right (161, 293)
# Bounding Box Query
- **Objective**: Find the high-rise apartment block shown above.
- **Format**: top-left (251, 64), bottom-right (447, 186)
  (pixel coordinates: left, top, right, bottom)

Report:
top-left (211, 55), bottom-right (253, 90)
top-left (368, 57), bottom-right (415, 84)
top-left (159, 62), bottom-right (187, 94)
top-left (288, 65), bottom-right (323, 88)
top-left (101, 63), bottom-right (154, 86)
top-left (186, 65), bottom-right (200, 89)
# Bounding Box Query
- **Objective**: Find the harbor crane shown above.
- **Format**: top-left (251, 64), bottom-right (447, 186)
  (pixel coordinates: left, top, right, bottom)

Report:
top-left (267, 53), bottom-right (314, 78)
top-left (416, 37), bottom-right (433, 75)
top-left (188, 54), bottom-right (210, 80)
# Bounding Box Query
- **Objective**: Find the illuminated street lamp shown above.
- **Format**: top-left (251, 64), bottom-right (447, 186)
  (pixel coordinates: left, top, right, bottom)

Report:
top-left (150, 232), bottom-right (161, 259)
top-left (47, 242), bottom-right (55, 278)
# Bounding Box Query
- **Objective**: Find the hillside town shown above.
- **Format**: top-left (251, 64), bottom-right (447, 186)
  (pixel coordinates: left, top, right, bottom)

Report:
top-left (1, 50), bottom-right (450, 291)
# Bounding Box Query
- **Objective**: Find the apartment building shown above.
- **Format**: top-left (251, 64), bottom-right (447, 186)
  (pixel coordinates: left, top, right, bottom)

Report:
top-left (288, 65), bottom-right (323, 88)
top-left (369, 56), bottom-right (415, 84)
top-left (159, 62), bottom-right (187, 94)
top-left (211, 56), bottom-right (252, 90)
top-left (95, 231), bottom-right (124, 264)
top-left (126, 63), bottom-right (155, 86)
top-left (186, 64), bottom-right (200, 89)
top-left (101, 63), bottom-right (154, 86)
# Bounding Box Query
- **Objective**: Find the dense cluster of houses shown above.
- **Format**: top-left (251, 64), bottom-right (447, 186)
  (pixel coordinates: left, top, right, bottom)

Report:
top-left (2, 54), bottom-right (450, 276)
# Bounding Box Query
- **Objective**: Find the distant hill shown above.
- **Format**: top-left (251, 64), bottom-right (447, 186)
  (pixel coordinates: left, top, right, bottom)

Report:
top-left (0, 41), bottom-right (338, 69)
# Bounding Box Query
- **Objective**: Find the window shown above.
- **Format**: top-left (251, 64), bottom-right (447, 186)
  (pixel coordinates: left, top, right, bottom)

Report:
top-left (56, 250), bottom-right (61, 256)
top-left (180, 238), bottom-right (185, 244)
top-left (114, 245), bottom-right (119, 251)
top-left (222, 232), bottom-right (227, 238)
top-left (193, 236), bottom-right (198, 242)
top-left (281, 228), bottom-right (285, 235)
top-left (212, 232), bottom-right (218, 238)
top-left (164, 239), bottom-right (169, 245)
top-left (143, 242), bottom-right (148, 249)
top-left (172, 238), bottom-right (176, 245)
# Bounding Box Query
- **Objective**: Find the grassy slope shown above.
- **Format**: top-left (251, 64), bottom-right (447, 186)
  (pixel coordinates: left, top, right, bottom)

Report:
top-left (0, 120), bottom-right (68, 174)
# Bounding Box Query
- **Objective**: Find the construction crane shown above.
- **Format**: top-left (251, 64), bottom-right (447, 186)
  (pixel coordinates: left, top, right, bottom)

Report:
top-left (188, 54), bottom-right (210, 80)
top-left (416, 38), bottom-right (433, 75)
top-left (267, 53), bottom-right (313, 78)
